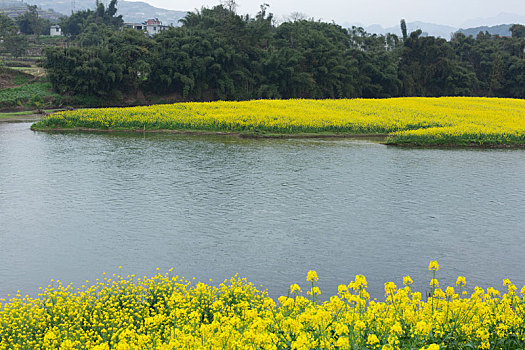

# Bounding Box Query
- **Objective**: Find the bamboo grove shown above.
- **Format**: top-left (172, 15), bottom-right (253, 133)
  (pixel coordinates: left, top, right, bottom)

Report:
top-left (41, 3), bottom-right (525, 101)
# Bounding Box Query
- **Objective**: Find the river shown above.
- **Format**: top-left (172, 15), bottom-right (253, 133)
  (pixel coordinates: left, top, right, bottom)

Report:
top-left (1, 121), bottom-right (524, 300)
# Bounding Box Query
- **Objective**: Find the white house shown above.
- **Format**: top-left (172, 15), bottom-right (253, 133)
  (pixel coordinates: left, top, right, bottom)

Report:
top-left (124, 18), bottom-right (168, 36)
top-left (50, 25), bottom-right (62, 36)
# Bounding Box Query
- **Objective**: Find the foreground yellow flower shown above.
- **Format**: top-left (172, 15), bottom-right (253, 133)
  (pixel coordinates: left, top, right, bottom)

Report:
top-left (384, 282), bottom-right (397, 294)
top-left (1, 263), bottom-right (524, 350)
top-left (306, 270), bottom-right (318, 282)
top-left (456, 276), bottom-right (466, 286)
top-left (428, 261), bottom-right (439, 271)
top-left (290, 283), bottom-right (302, 294)
top-left (403, 275), bottom-right (413, 286)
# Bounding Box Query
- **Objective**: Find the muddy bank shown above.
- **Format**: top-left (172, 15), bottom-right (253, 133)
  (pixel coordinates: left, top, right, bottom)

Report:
top-left (30, 126), bottom-right (388, 140)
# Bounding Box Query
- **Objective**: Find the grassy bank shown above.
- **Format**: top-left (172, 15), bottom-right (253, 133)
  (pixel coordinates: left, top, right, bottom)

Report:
top-left (31, 97), bottom-right (525, 146)
top-left (0, 111), bottom-right (36, 118)
top-left (1, 262), bottom-right (524, 349)
top-left (0, 110), bottom-right (61, 122)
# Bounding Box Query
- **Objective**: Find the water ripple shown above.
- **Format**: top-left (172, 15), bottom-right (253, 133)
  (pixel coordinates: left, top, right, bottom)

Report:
top-left (1, 123), bottom-right (524, 299)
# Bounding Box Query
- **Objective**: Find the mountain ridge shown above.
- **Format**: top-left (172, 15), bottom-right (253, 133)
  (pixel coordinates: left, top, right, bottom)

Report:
top-left (2, 0), bottom-right (524, 36)
top-left (0, 0), bottom-right (187, 25)
top-left (345, 15), bottom-right (524, 39)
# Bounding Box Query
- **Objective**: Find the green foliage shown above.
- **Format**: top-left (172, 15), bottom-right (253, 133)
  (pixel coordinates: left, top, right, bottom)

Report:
top-left (0, 12), bottom-right (26, 59)
top-left (15, 5), bottom-right (51, 35)
top-left (0, 82), bottom-right (60, 107)
top-left (510, 24), bottom-right (525, 38)
top-left (109, 29), bottom-right (154, 91)
top-left (0, 12), bottom-right (17, 39)
top-left (4, 34), bottom-right (29, 58)
top-left (59, 0), bottom-right (123, 37)
top-left (400, 19), bottom-right (408, 41)
top-left (399, 30), bottom-right (478, 96)
top-left (451, 31), bottom-right (525, 97)
top-left (42, 3), bottom-right (525, 101)
top-left (13, 74), bottom-right (30, 85)
top-left (43, 46), bottom-right (123, 96)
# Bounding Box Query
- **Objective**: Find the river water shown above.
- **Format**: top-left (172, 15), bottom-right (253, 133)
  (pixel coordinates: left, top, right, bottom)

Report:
top-left (1, 122), bottom-right (524, 300)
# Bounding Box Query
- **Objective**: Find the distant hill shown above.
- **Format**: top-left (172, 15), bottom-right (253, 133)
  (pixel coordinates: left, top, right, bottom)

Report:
top-left (346, 20), bottom-right (524, 40)
top-left (457, 24), bottom-right (514, 38)
top-left (0, 0), bottom-right (63, 21)
top-left (460, 12), bottom-right (525, 28)
top-left (2, 0), bottom-right (188, 26)
top-left (348, 21), bottom-right (458, 39)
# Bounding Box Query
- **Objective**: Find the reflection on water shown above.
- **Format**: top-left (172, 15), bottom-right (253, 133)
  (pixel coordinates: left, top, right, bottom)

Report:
top-left (1, 122), bottom-right (524, 299)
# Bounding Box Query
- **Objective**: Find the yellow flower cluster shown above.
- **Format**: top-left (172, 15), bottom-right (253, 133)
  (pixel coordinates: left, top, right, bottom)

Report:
top-left (1, 264), bottom-right (524, 349)
top-left (32, 97), bottom-right (525, 146)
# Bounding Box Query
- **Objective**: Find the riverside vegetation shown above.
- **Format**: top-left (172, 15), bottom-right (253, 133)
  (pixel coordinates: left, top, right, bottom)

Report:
top-left (32, 97), bottom-right (525, 146)
top-left (2, 2), bottom-right (525, 110)
top-left (40, 2), bottom-right (525, 102)
top-left (0, 262), bottom-right (524, 349)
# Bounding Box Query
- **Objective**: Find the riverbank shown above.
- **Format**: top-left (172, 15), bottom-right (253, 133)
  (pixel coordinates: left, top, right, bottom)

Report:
top-left (0, 109), bottom-right (62, 123)
top-left (30, 126), bottom-right (525, 148)
top-left (31, 97), bottom-right (525, 147)
top-left (31, 125), bottom-right (388, 140)
top-left (0, 111), bottom-right (43, 122)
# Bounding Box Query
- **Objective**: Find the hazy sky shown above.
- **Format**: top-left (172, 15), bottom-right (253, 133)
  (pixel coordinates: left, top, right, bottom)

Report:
top-left (128, 0), bottom-right (525, 27)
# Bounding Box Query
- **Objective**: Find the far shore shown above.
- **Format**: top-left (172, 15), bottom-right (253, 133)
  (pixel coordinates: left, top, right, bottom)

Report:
top-left (0, 110), bottom-right (55, 123)
top-left (29, 125), bottom-right (388, 140)
top-left (29, 126), bottom-right (525, 149)
top-left (0, 115), bottom-right (42, 123)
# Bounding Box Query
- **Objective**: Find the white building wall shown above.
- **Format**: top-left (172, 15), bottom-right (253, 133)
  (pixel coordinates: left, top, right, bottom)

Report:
top-left (50, 26), bottom-right (62, 36)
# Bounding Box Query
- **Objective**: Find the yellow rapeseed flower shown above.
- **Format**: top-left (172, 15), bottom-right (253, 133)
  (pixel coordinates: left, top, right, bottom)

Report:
top-left (456, 276), bottom-right (466, 286)
top-left (2, 264), bottom-right (525, 349)
top-left (403, 276), bottom-right (413, 286)
top-left (290, 283), bottom-right (302, 294)
top-left (428, 261), bottom-right (439, 271)
top-left (33, 97), bottom-right (525, 147)
top-left (306, 270), bottom-right (318, 282)
top-left (367, 334), bottom-right (380, 345)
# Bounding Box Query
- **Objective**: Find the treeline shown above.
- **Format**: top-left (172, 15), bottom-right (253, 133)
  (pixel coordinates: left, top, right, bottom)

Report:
top-left (0, 6), bottom-right (54, 59)
top-left (42, 2), bottom-right (525, 100)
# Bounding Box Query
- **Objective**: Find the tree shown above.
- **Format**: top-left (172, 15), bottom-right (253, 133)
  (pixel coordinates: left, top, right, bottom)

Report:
top-left (43, 46), bottom-right (123, 96)
top-left (0, 13), bottom-right (17, 39)
top-left (510, 24), bottom-right (525, 39)
top-left (16, 5), bottom-right (50, 36)
top-left (109, 29), bottom-right (154, 92)
top-left (5, 35), bottom-right (29, 58)
top-left (489, 54), bottom-right (505, 95)
top-left (221, 0), bottom-right (238, 13)
top-left (76, 23), bottom-right (113, 47)
top-left (0, 13), bottom-right (27, 59)
top-left (42, 3), bottom-right (524, 100)
top-left (288, 12), bottom-right (307, 22)
top-left (59, 0), bottom-right (123, 38)
top-left (400, 19), bottom-right (408, 41)
top-left (399, 29), bottom-right (477, 96)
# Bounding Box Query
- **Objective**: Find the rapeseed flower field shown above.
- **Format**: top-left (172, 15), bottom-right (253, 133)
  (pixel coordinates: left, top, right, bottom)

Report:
top-left (1, 262), bottom-right (524, 349)
top-left (32, 97), bottom-right (525, 146)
